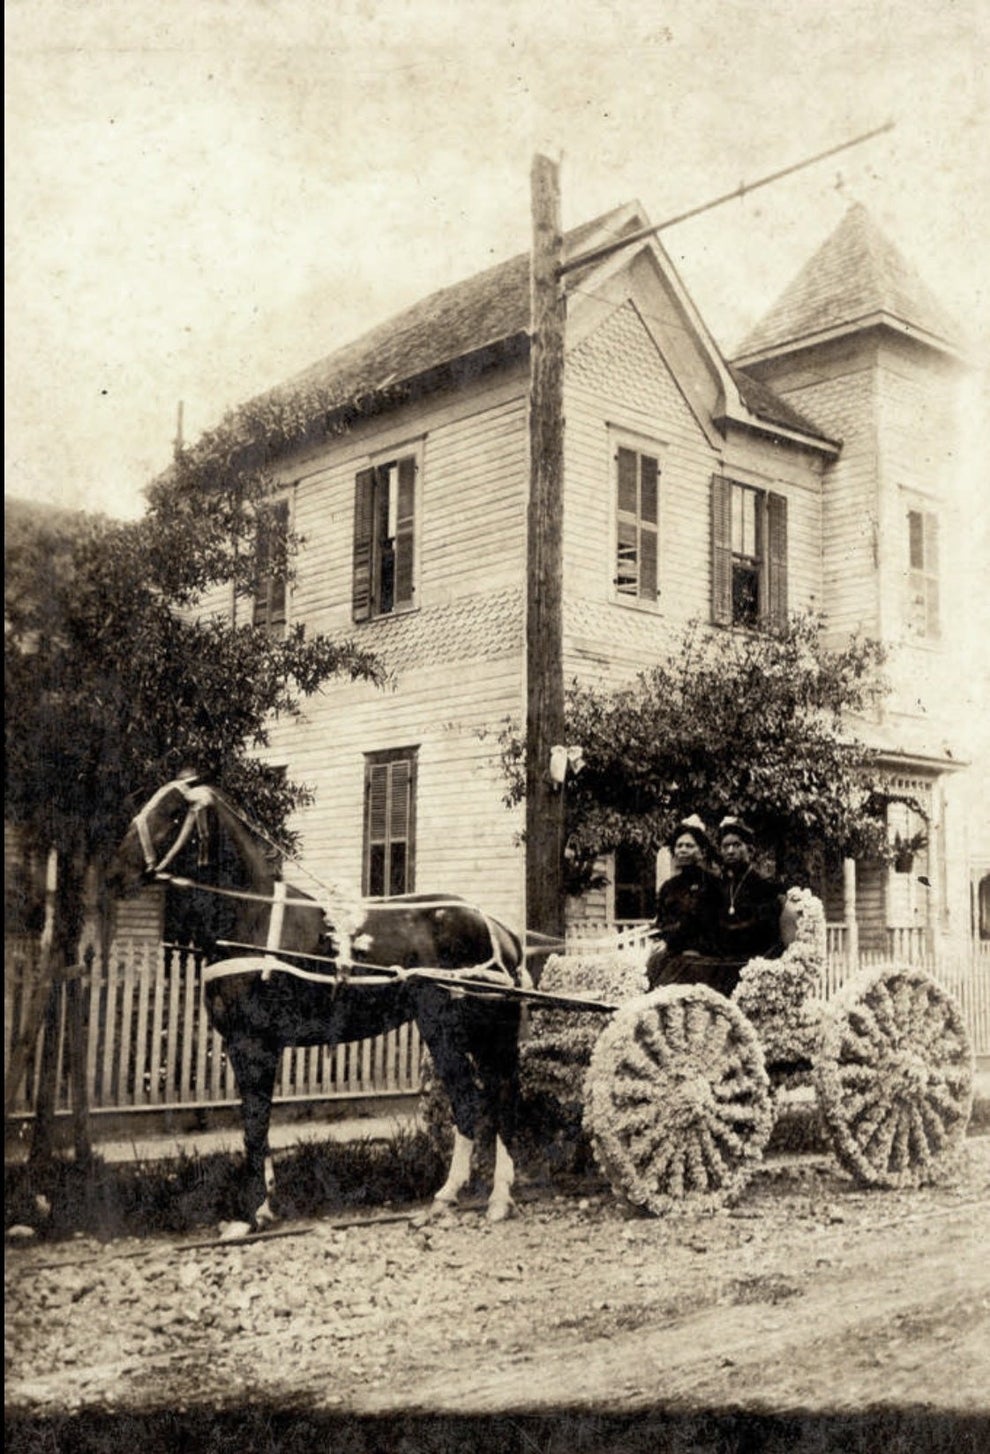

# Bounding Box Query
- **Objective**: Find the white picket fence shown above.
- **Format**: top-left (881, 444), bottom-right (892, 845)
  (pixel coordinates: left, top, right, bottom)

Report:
top-left (3, 938), bottom-right (422, 1120)
top-left (5, 928), bottom-right (989, 1121)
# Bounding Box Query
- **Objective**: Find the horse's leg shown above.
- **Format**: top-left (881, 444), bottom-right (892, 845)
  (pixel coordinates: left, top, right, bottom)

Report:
top-left (414, 992), bottom-right (481, 1221)
top-left (225, 1033), bottom-right (280, 1228)
top-left (432, 1128), bottom-right (474, 1208)
top-left (472, 1006), bottom-right (522, 1223)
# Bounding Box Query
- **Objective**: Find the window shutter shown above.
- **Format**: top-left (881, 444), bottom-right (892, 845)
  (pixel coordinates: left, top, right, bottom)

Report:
top-left (767, 491), bottom-right (788, 628)
top-left (352, 468), bottom-right (377, 621)
top-left (394, 455), bottom-right (416, 609)
top-left (640, 455), bottom-right (659, 600)
top-left (253, 499), bottom-right (289, 631)
top-left (711, 474), bottom-right (733, 625)
top-left (924, 511), bottom-right (940, 636)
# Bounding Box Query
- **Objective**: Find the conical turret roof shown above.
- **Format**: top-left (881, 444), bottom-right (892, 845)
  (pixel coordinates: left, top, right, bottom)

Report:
top-left (735, 203), bottom-right (960, 363)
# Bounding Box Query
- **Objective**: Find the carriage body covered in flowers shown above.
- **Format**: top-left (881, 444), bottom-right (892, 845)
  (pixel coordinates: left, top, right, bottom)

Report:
top-left (520, 888), bottom-right (975, 1215)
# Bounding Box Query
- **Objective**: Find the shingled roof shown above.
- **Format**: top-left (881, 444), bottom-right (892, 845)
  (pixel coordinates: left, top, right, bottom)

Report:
top-left (735, 203), bottom-right (960, 363)
top-left (269, 208), bottom-right (634, 408)
top-left (256, 203), bottom-right (827, 445)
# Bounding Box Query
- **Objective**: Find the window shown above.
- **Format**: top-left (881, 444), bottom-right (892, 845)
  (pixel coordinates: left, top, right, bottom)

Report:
top-left (906, 508), bottom-right (940, 639)
top-left (352, 454), bottom-right (417, 621)
top-left (614, 445), bottom-right (659, 602)
top-left (253, 498), bottom-right (289, 635)
top-left (712, 475), bottom-right (787, 628)
top-left (978, 874), bottom-right (990, 940)
top-left (363, 748), bottom-right (417, 896)
top-left (613, 843), bottom-right (656, 922)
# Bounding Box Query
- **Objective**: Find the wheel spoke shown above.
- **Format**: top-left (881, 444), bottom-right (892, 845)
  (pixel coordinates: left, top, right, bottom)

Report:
top-left (815, 967), bottom-right (973, 1188)
top-left (586, 986), bottom-right (772, 1214)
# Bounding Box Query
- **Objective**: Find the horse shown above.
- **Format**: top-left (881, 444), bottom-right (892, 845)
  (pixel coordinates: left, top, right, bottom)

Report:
top-left (108, 776), bottom-right (527, 1227)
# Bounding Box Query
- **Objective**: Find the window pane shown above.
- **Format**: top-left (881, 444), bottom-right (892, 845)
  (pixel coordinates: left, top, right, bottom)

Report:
top-left (614, 844), bottom-right (655, 920)
top-left (389, 842), bottom-right (408, 896)
top-left (616, 520), bottom-right (638, 594)
top-left (617, 448), bottom-right (637, 516)
top-left (368, 844), bottom-right (386, 897)
top-left (908, 510), bottom-right (925, 570)
top-left (732, 562), bottom-right (760, 626)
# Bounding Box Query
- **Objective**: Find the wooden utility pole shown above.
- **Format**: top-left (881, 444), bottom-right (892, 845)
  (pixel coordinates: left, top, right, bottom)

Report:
top-left (526, 154), bottom-right (567, 956)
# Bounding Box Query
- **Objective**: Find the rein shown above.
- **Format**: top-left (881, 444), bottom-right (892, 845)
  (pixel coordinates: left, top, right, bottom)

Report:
top-left (206, 943), bottom-right (617, 1014)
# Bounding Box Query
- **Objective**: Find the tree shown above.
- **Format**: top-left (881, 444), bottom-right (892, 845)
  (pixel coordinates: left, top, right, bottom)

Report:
top-left (5, 477), bottom-right (384, 975)
top-left (497, 614), bottom-right (903, 892)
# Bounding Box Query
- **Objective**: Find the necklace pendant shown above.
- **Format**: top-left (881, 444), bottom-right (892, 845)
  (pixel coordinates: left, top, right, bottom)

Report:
top-left (728, 905), bottom-right (735, 916)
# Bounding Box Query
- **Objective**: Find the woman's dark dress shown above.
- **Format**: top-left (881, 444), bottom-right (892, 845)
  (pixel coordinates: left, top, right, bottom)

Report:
top-left (646, 865), bottom-right (784, 998)
top-left (645, 865), bottom-right (721, 991)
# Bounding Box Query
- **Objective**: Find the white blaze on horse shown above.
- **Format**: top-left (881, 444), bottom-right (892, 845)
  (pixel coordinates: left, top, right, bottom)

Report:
top-left (109, 776), bottom-right (527, 1228)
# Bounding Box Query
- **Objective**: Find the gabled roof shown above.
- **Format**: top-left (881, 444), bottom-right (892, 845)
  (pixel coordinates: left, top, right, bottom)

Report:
top-left (269, 208), bottom-right (641, 408)
top-left (257, 203), bottom-right (827, 448)
top-left (734, 203), bottom-right (961, 365)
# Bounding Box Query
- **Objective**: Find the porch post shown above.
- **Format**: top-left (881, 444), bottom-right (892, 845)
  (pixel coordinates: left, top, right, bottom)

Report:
top-left (843, 857), bottom-right (859, 969)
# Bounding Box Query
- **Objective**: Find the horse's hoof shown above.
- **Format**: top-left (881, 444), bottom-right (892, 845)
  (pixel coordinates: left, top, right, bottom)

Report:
top-left (219, 1220), bottom-right (253, 1241)
top-left (410, 1198), bottom-right (456, 1229)
top-left (253, 1198), bottom-right (278, 1230)
top-left (485, 1196), bottom-right (517, 1224)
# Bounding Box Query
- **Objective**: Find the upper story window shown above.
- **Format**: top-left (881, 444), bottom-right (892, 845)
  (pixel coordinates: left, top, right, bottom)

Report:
top-left (352, 453), bottom-right (417, 622)
top-left (614, 444), bottom-right (659, 603)
top-left (712, 475), bottom-right (788, 629)
top-left (906, 508), bottom-right (940, 640)
top-left (363, 747), bottom-right (417, 896)
top-left (253, 498), bottom-right (290, 636)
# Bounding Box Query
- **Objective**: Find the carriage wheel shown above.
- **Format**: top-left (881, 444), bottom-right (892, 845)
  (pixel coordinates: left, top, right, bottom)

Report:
top-left (813, 966), bottom-right (974, 1189)
top-left (584, 986), bottom-right (774, 1215)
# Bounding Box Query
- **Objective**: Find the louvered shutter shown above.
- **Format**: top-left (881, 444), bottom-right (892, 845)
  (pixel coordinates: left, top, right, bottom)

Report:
top-left (615, 447), bottom-right (638, 595)
top-left (388, 757), bottom-right (411, 893)
top-left (640, 455), bottom-right (659, 600)
top-left (767, 491), bottom-right (788, 628)
top-left (365, 762), bottom-right (389, 895)
top-left (711, 474), bottom-right (733, 625)
top-left (352, 468), bottom-right (377, 621)
top-left (924, 512), bottom-right (939, 636)
top-left (253, 499), bottom-right (289, 631)
top-left (394, 455), bottom-right (416, 609)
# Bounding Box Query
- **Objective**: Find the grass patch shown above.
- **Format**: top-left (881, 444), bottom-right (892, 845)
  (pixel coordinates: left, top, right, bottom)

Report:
top-left (5, 1126), bottom-right (449, 1242)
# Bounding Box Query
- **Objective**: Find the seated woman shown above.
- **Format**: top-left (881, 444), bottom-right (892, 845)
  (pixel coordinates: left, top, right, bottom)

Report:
top-left (710, 816), bottom-right (785, 993)
top-left (645, 816), bottom-right (721, 991)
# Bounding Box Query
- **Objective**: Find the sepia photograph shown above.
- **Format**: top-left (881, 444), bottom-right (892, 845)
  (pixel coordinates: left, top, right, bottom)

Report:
top-left (6, 2), bottom-right (990, 1449)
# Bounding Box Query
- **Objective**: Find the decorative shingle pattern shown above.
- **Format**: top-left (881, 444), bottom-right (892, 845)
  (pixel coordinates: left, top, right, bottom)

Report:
top-left (565, 598), bottom-right (675, 669)
top-left (568, 300), bottom-right (686, 418)
top-left (736, 204), bottom-right (960, 360)
top-left (356, 587), bottom-right (524, 677)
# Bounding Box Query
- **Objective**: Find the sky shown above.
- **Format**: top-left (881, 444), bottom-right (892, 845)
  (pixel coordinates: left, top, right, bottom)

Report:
top-left (5, 0), bottom-right (989, 522)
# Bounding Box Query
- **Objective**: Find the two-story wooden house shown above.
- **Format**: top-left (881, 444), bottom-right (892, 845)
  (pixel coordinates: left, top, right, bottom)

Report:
top-left (135, 199), bottom-right (974, 963)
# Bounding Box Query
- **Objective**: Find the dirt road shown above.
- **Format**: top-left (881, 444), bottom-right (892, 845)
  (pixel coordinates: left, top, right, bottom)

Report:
top-left (7, 1135), bottom-right (990, 1446)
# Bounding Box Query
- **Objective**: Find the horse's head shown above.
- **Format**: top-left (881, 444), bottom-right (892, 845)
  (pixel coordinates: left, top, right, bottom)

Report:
top-left (108, 776), bottom-right (215, 896)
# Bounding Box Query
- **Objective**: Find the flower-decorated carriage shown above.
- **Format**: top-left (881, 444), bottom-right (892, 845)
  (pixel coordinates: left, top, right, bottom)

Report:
top-left (112, 780), bottom-right (974, 1225)
top-left (527, 888), bottom-right (974, 1214)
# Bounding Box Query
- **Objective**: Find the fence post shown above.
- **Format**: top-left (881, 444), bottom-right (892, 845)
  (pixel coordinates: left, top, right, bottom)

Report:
top-left (66, 948), bottom-right (94, 1163)
top-left (843, 858), bottom-right (859, 971)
